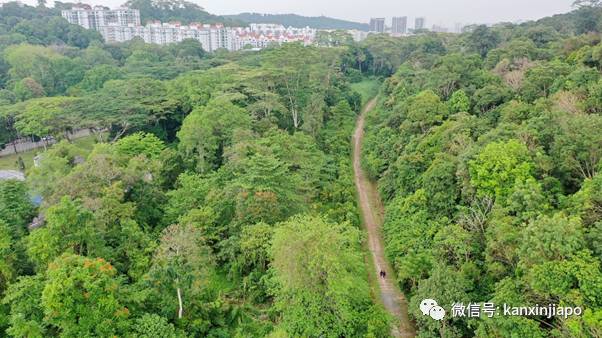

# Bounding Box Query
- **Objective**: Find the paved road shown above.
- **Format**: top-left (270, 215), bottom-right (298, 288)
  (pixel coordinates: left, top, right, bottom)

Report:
top-left (353, 98), bottom-right (415, 338)
top-left (0, 170), bottom-right (25, 181)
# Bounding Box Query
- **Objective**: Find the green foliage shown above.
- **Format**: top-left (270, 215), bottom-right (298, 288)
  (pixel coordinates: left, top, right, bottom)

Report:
top-left (2, 275), bottom-right (47, 337)
top-left (0, 179), bottom-right (35, 235)
top-left (469, 25), bottom-right (501, 58)
top-left (76, 64), bottom-right (123, 93)
top-left (552, 114), bottom-right (602, 186)
top-left (227, 13), bottom-right (369, 30)
top-left (144, 223), bottom-right (216, 333)
top-left (2, 4), bottom-right (600, 337)
top-left (4, 44), bottom-right (84, 95)
top-left (9, 96), bottom-right (78, 138)
top-left (131, 313), bottom-right (180, 338)
top-left (0, 220), bottom-right (17, 295)
top-left (125, 0), bottom-right (238, 25)
top-left (521, 60), bottom-right (571, 102)
top-left (469, 139), bottom-right (535, 202)
top-left (114, 132), bottom-right (166, 160)
top-left (271, 214), bottom-right (388, 337)
top-left (13, 77), bottom-right (45, 101)
top-left (0, 5), bottom-right (102, 48)
top-left (448, 89), bottom-right (470, 113)
top-left (178, 96), bottom-right (251, 172)
top-left (361, 14), bottom-right (602, 336)
top-left (42, 254), bottom-right (130, 337)
top-left (404, 90), bottom-right (448, 133)
top-left (26, 197), bottom-right (100, 269)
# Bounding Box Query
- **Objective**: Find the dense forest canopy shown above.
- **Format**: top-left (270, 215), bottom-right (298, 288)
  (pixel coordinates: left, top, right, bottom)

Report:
top-left (361, 2), bottom-right (602, 337)
top-left (0, 0), bottom-right (600, 337)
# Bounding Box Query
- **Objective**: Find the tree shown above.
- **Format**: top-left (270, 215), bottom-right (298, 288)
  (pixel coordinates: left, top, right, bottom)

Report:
top-left (76, 64), bottom-right (123, 92)
top-left (124, 0), bottom-right (233, 25)
top-left (26, 197), bottom-right (101, 269)
top-left (0, 179), bottom-right (35, 237)
top-left (519, 213), bottom-right (585, 267)
top-left (177, 96), bottom-right (251, 172)
top-left (131, 314), bottom-right (180, 338)
top-left (78, 78), bottom-right (173, 141)
top-left (574, 0), bottom-right (601, 7)
top-left (229, 153), bottom-right (304, 224)
top-left (114, 132), bottom-right (166, 160)
top-left (315, 30), bottom-right (353, 47)
top-left (271, 214), bottom-right (384, 336)
top-left (147, 223), bottom-right (214, 320)
top-left (469, 140), bottom-right (535, 203)
top-left (0, 220), bottom-right (17, 296)
top-left (13, 77), bottom-right (45, 101)
top-left (168, 38), bottom-right (205, 60)
top-left (2, 275), bottom-right (47, 337)
top-left (469, 25), bottom-right (501, 58)
top-left (409, 264), bottom-right (473, 336)
top-left (4, 44), bottom-right (83, 95)
top-left (404, 90), bottom-right (448, 134)
top-left (26, 140), bottom-right (79, 198)
top-left (521, 60), bottom-right (571, 102)
top-left (473, 84), bottom-right (512, 114)
top-left (552, 114), bottom-right (602, 184)
top-left (163, 172), bottom-right (213, 226)
top-left (573, 5), bottom-right (602, 34)
top-left (232, 222), bottom-right (273, 302)
top-left (11, 97), bottom-right (79, 139)
top-left (41, 254), bottom-right (130, 337)
top-left (448, 89), bottom-right (470, 113)
top-left (422, 154), bottom-right (459, 217)
top-left (4, 44), bottom-right (58, 91)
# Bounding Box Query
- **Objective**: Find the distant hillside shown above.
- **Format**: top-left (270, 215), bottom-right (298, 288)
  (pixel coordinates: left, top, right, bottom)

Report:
top-left (123, 0), bottom-right (244, 26)
top-left (226, 13), bottom-right (369, 31)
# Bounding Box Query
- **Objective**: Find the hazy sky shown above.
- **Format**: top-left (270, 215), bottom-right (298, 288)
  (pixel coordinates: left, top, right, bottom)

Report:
top-left (6, 0), bottom-right (575, 27)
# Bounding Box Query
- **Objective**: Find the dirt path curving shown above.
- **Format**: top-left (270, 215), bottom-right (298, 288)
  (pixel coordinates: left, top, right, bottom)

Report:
top-left (353, 98), bottom-right (415, 338)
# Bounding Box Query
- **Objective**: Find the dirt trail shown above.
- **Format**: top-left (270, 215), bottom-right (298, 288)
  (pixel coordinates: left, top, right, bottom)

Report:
top-left (353, 98), bottom-right (415, 338)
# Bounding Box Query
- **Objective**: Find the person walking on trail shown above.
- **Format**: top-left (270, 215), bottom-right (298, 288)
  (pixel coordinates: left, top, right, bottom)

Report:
top-left (380, 270), bottom-right (386, 278)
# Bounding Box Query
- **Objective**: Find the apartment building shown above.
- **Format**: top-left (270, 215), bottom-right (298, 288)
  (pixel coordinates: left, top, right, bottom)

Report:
top-left (392, 16), bottom-right (408, 35)
top-left (62, 6), bottom-right (315, 51)
top-left (61, 5), bottom-right (140, 30)
top-left (369, 18), bottom-right (385, 33)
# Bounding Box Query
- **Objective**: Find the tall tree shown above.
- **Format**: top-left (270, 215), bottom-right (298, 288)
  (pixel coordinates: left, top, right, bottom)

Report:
top-left (177, 96), bottom-right (251, 172)
top-left (271, 214), bottom-right (386, 336)
top-left (147, 223), bottom-right (214, 320)
top-left (41, 254), bottom-right (130, 337)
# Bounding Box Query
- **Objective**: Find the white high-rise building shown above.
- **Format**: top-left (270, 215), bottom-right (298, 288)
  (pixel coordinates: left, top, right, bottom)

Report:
top-left (392, 17), bottom-right (407, 35)
top-left (97, 22), bottom-right (236, 52)
top-left (62, 6), bottom-right (315, 52)
top-left (415, 17), bottom-right (426, 31)
top-left (369, 18), bottom-right (385, 33)
top-left (61, 5), bottom-right (140, 30)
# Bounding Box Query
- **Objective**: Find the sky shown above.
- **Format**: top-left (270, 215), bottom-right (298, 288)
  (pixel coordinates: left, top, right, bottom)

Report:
top-left (4, 0), bottom-right (575, 28)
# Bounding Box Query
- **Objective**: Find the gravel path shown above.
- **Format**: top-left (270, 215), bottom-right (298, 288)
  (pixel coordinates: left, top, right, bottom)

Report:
top-left (353, 98), bottom-right (415, 338)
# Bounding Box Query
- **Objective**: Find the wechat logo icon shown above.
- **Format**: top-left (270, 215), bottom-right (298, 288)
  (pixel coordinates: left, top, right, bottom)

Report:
top-left (420, 299), bottom-right (446, 321)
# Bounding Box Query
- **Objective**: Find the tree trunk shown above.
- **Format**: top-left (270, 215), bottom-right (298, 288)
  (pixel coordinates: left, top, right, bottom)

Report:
top-left (112, 123), bottom-right (129, 142)
top-left (177, 286), bottom-right (183, 319)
